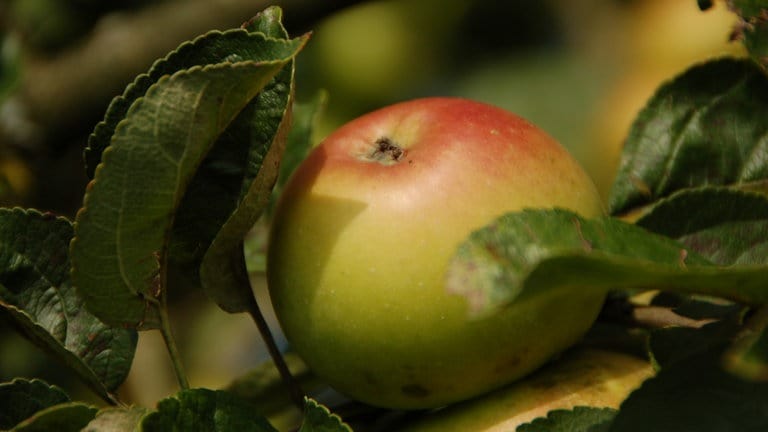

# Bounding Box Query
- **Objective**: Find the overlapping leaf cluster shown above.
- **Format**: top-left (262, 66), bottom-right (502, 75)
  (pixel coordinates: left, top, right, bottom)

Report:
top-left (0, 7), bottom-right (346, 431)
top-left (71, 8), bottom-right (308, 329)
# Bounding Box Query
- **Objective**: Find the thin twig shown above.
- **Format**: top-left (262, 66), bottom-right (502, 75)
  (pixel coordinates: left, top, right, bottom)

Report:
top-left (246, 288), bottom-right (306, 410)
top-left (157, 301), bottom-right (190, 390)
top-left (2, 0), bottom-right (363, 151)
top-left (599, 294), bottom-right (716, 329)
top-left (632, 305), bottom-right (716, 329)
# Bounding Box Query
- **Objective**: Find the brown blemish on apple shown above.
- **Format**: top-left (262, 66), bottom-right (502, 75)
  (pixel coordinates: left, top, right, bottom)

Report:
top-left (364, 137), bottom-right (406, 165)
top-left (401, 383), bottom-right (431, 398)
top-left (493, 355), bottom-right (523, 375)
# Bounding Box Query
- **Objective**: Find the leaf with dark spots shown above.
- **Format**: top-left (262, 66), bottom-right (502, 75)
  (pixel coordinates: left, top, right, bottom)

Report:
top-left (729, 1), bottom-right (768, 73)
top-left (447, 208), bottom-right (768, 318)
top-left (70, 27), bottom-right (308, 328)
top-left (0, 208), bottom-right (136, 403)
top-left (635, 187), bottom-right (768, 265)
top-left (608, 58), bottom-right (768, 216)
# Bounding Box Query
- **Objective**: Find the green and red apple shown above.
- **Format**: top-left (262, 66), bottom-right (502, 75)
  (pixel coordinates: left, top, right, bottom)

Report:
top-left (267, 97), bottom-right (606, 409)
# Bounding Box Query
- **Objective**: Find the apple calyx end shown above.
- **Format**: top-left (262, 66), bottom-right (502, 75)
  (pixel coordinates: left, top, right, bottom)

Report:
top-left (362, 137), bottom-right (406, 166)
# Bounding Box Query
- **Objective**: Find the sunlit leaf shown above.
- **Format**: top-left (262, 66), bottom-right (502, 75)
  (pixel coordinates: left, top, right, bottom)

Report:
top-left (446, 209), bottom-right (768, 317)
top-left (397, 348), bottom-right (652, 432)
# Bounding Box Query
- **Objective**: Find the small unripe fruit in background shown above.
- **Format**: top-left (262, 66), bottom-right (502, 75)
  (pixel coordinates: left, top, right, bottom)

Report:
top-left (267, 97), bottom-right (605, 409)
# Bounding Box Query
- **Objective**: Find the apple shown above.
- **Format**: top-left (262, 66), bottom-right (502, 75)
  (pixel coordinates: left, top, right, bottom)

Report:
top-left (401, 348), bottom-right (653, 431)
top-left (267, 97), bottom-right (606, 409)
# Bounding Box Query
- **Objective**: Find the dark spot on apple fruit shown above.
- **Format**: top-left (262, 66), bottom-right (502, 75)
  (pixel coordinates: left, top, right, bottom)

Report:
top-left (493, 355), bottom-right (523, 375)
top-left (369, 137), bottom-right (405, 164)
top-left (401, 383), bottom-right (430, 398)
top-left (363, 372), bottom-right (379, 386)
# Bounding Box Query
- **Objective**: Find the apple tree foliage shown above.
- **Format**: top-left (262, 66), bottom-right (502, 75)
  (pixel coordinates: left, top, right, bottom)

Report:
top-left (1, 2), bottom-right (768, 431)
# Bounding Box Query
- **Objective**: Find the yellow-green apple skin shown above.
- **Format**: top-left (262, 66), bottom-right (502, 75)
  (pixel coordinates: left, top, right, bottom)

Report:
top-left (267, 97), bottom-right (606, 409)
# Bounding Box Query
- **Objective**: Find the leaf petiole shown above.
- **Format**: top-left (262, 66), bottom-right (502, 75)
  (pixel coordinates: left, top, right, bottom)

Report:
top-left (246, 296), bottom-right (305, 410)
top-left (157, 303), bottom-right (190, 390)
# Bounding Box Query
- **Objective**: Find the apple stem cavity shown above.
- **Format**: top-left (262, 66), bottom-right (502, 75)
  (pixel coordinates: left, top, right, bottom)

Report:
top-left (366, 137), bottom-right (405, 165)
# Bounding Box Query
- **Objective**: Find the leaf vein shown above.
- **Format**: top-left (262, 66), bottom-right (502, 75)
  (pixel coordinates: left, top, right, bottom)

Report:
top-left (657, 73), bottom-right (751, 196)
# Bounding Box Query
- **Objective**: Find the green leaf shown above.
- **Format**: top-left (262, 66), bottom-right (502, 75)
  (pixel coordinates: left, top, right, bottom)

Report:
top-left (643, 271), bottom-right (768, 382)
top-left (167, 6), bottom-right (292, 269)
top-left (446, 208), bottom-right (768, 318)
top-left (650, 291), bottom-right (744, 321)
top-left (70, 31), bottom-right (308, 328)
top-left (274, 90), bottom-right (327, 204)
top-left (724, 305), bottom-right (768, 380)
top-left (299, 399), bottom-right (352, 432)
top-left (0, 208), bottom-right (136, 402)
top-left (608, 58), bottom-right (768, 216)
top-left (634, 188), bottom-right (768, 265)
top-left (82, 406), bottom-right (149, 432)
top-left (515, 407), bottom-right (617, 432)
top-left (226, 352), bottom-right (321, 418)
top-left (0, 379), bottom-right (69, 430)
top-left (11, 402), bottom-right (97, 432)
top-left (245, 90), bottom-right (328, 274)
top-left (608, 342), bottom-right (768, 431)
top-left (729, 1), bottom-right (768, 73)
top-left (241, 5), bottom-right (288, 37)
top-left (729, 0), bottom-right (767, 17)
top-left (647, 317), bottom-right (743, 371)
top-left (84, 7), bottom-right (297, 178)
top-left (193, 26), bottom-right (296, 312)
top-left (140, 388), bottom-right (278, 432)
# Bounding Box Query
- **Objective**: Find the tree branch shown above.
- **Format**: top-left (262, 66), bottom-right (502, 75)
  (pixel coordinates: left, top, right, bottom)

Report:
top-left (1, 0), bottom-right (361, 151)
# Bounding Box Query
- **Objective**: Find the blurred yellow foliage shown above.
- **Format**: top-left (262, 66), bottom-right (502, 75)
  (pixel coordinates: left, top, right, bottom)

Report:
top-left (0, 156), bottom-right (32, 202)
top-left (587, 0), bottom-right (746, 198)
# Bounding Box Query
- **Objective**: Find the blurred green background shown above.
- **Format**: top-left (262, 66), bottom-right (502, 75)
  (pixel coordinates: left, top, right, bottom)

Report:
top-left (0, 0), bottom-right (744, 413)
